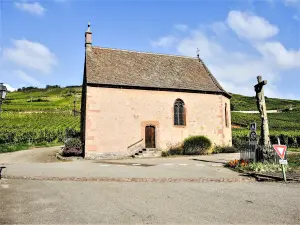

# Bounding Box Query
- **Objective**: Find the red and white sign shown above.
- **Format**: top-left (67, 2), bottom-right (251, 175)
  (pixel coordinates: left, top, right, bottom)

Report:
top-left (273, 145), bottom-right (287, 159)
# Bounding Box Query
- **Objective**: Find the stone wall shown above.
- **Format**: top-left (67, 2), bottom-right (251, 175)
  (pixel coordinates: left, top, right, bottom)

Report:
top-left (84, 86), bottom-right (232, 159)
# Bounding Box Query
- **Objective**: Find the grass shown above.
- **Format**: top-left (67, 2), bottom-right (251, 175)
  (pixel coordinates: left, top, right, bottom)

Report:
top-left (230, 93), bottom-right (300, 111)
top-left (288, 148), bottom-right (300, 152)
top-left (226, 153), bottom-right (300, 173)
top-left (287, 153), bottom-right (300, 169)
top-left (4, 87), bottom-right (82, 112)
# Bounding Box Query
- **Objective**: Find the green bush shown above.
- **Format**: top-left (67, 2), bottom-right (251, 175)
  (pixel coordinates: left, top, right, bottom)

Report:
top-left (182, 136), bottom-right (212, 155)
top-left (161, 143), bottom-right (183, 157)
top-left (169, 143), bottom-right (183, 155)
top-left (213, 146), bottom-right (239, 154)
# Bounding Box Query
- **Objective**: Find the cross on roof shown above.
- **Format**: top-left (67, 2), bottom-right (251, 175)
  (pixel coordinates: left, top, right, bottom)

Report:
top-left (196, 48), bottom-right (200, 57)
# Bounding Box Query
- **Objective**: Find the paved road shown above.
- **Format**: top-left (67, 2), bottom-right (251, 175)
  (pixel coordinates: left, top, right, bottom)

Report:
top-left (1, 153), bottom-right (243, 180)
top-left (1, 179), bottom-right (299, 224)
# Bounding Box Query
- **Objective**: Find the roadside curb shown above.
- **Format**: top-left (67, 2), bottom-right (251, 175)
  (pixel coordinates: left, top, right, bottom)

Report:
top-left (55, 153), bottom-right (84, 161)
top-left (3, 175), bottom-right (255, 183)
top-left (243, 172), bottom-right (300, 183)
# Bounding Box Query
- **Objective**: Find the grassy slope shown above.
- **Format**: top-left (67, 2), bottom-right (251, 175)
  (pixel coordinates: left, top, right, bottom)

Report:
top-left (4, 87), bottom-right (82, 111)
top-left (230, 93), bottom-right (300, 131)
top-left (230, 93), bottom-right (300, 111)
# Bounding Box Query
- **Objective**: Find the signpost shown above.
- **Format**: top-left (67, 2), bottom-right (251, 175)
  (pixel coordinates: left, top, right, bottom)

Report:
top-left (249, 122), bottom-right (257, 146)
top-left (250, 122), bottom-right (256, 131)
top-left (273, 144), bottom-right (288, 182)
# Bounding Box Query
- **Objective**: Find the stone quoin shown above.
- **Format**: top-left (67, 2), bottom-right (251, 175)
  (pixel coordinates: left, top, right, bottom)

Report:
top-left (80, 23), bottom-right (232, 159)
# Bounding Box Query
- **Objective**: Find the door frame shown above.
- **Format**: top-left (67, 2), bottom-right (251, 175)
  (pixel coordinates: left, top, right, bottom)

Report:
top-left (145, 125), bottom-right (156, 148)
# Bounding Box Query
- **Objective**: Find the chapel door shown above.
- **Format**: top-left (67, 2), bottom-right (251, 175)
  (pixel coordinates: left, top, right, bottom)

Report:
top-left (145, 126), bottom-right (156, 148)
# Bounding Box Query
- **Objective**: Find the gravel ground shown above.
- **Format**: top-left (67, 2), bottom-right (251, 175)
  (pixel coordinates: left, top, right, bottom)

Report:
top-left (0, 146), bottom-right (61, 163)
top-left (1, 179), bottom-right (299, 224)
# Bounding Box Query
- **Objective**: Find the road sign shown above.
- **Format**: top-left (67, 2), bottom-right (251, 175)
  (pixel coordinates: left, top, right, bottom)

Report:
top-left (273, 145), bottom-right (287, 160)
top-left (250, 122), bottom-right (256, 131)
top-left (279, 159), bottom-right (288, 165)
top-left (249, 131), bottom-right (257, 141)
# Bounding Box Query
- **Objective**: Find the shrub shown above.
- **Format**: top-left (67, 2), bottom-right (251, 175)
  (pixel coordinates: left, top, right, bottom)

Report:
top-left (62, 138), bottom-right (82, 157)
top-left (65, 128), bottom-right (81, 139)
top-left (168, 143), bottom-right (183, 155)
top-left (213, 146), bottom-right (239, 154)
top-left (161, 142), bottom-right (183, 157)
top-left (182, 136), bottom-right (212, 155)
top-left (161, 151), bottom-right (170, 157)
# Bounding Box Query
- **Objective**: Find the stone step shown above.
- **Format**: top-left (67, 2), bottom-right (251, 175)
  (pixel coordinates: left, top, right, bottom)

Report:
top-left (131, 149), bottom-right (161, 158)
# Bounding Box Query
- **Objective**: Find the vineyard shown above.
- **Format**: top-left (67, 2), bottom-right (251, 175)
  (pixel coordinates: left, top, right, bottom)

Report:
top-left (232, 111), bottom-right (300, 147)
top-left (0, 112), bottom-right (80, 145)
top-left (0, 87), bottom-right (81, 152)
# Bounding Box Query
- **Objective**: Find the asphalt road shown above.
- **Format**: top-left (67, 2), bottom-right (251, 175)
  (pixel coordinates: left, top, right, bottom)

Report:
top-left (1, 179), bottom-right (299, 224)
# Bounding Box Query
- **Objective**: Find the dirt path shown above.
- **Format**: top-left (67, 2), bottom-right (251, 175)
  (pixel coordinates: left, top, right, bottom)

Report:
top-left (0, 146), bottom-right (62, 164)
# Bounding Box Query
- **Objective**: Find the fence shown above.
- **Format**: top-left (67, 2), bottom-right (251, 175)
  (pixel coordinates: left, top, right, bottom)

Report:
top-left (239, 142), bottom-right (284, 163)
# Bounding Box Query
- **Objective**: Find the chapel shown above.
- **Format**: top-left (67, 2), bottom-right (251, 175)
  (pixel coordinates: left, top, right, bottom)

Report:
top-left (81, 23), bottom-right (232, 159)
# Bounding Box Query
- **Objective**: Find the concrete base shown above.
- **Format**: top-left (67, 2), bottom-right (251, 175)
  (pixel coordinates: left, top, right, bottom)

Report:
top-left (85, 151), bottom-right (131, 160)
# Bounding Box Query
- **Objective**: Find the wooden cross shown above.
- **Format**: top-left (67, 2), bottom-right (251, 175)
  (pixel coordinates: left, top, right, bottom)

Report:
top-left (254, 76), bottom-right (267, 94)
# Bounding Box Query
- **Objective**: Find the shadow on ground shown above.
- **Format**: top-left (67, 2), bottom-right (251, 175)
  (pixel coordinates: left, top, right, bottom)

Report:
top-left (93, 161), bottom-right (156, 167)
top-left (190, 159), bottom-right (226, 164)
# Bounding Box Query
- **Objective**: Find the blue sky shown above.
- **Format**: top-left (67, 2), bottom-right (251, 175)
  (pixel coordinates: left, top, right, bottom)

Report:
top-left (0, 0), bottom-right (300, 99)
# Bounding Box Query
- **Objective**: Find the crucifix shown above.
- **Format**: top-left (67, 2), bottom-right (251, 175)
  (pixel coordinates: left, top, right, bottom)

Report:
top-left (254, 76), bottom-right (270, 148)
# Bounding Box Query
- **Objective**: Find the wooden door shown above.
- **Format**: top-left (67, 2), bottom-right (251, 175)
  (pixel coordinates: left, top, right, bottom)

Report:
top-left (145, 126), bottom-right (156, 148)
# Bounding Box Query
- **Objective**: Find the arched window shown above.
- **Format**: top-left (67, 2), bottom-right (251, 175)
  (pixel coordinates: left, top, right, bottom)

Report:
top-left (225, 103), bottom-right (229, 127)
top-left (174, 99), bottom-right (185, 126)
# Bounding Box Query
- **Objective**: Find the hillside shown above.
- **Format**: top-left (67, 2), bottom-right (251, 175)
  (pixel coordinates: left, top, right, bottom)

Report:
top-left (230, 93), bottom-right (300, 111)
top-left (1, 87), bottom-right (300, 150)
top-left (4, 88), bottom-right (300, 112)
top-left (3, 86), bottom-right (82, 112)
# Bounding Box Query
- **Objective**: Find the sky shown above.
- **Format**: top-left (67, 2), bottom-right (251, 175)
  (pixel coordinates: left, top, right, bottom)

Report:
top-left (0, 0), bottom-right (299, 99)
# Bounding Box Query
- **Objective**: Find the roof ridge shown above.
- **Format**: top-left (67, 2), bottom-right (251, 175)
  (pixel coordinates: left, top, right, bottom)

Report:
top-left (92, 46), bottom-right (198, 60)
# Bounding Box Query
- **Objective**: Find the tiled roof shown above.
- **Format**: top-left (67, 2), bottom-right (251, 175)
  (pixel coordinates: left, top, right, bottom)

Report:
top-left (85, 46), bottom-right (230, 97)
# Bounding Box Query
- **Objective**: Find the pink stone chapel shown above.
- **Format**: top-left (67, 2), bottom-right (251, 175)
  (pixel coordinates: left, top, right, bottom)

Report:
top-left (81, 23), bottom-right (232, 159)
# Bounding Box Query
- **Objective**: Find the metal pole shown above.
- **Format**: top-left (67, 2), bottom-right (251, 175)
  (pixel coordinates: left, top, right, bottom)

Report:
top-left (73, 100), bottom-right (76, 116)
top-left (0, 100), bottom-right (2, 119)
top-left (277, 137), bottom-right (287, 182)
top-left (282, 164), bottom-right (287, 182)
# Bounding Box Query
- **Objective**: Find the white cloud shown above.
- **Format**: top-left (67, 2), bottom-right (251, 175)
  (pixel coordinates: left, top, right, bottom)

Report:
top-left (174, 24), bottom-right (189, 32)
top-left (4, 84), bottom-right (16, 92)
top-left (14, 2), bottom-right (46, 16)
top-left (14, 70), bottom-right (41, 86)
top-left (176, 31), bottom-right (223, 60)
top-left (151, 36), bottom-right (177, 48)
top-left (255, 42), bottom-right (300, 69)
top-left (150, 10), bottom-right (299, 99)
top-left (3, 39), bottom-right (57, 74)
top-left (227, 10), bottom-right (279, 40)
